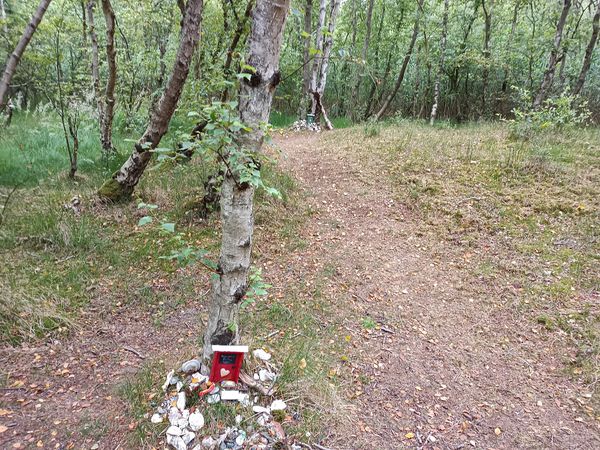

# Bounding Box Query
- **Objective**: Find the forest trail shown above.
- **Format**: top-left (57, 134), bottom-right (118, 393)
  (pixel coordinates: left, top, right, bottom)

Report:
top-left (274, 131), bottom-right (600, 450)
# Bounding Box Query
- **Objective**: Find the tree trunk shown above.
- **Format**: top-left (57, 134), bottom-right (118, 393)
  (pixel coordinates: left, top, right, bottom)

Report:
top-left (572, 0), bottom-right (600, 97)
top-left (374, 3), bottom-right (421, 121)
top-left (501, 1), bottom-right (520, 94)
top-left (533, 0), bottom-right (572, 108)
top-left (100, 0), bottom-right (116, 153)
top-left (299, 0), bottom-right (313, 118)
top-left (312, 0), bottom-right (341, 129)
top-left (430, 0), bottom-right (448, 125)
top-left (309, 0), bottom-right (326, 115)
top-left (98, 0), bottom-right (203, 201)
top-left (202, 0), bottom-right (290, 364)
top-left (0, 0), bottom-right (7, 35)
top-left (481, 0), bottom-right (493, 118)
top-left (363, 1), bottom-right (390, 120)
top-left (0, 0), bottom-right (53, 112)
top-left (349, 0), bottom-right (374, 119)
top-left (86, 1), bottom-right (104, 140)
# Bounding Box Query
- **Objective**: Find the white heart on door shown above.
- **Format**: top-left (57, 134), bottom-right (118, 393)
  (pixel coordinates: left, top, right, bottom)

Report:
top-left (220, 368), bottom-right (231, 377)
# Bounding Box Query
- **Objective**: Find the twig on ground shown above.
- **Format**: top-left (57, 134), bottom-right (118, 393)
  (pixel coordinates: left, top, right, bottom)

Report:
top-left (380, 326), bottom-right (395, 334)
top-left (314, 444), bottom-right (334, 450)
top-left (122, 346), bottom-right (146, 359)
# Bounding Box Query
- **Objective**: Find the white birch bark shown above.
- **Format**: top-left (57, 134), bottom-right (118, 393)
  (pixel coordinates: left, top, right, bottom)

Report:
top-left (202, 0), bottom-right (290, 364)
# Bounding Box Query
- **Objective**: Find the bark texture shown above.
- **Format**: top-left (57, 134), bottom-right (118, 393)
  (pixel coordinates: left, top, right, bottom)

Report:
top-left (374, 3), bottom-right (420, 121)
top-left (98, 0), bottom-right (203, 201)
top-left (299, 0), bottom-right (313, 118)
top-left (350, 0), bottom-right (374, 119)
top-left (430, 0), bottom-right (448, 125)
top-left (202, 0), bottom-right (290, 364)
top-left (100, 0), bottom-right (117, 153)
top-left (0, 0), bottom-right (53, 111)
top-left (572, 1), bottom-right (600, 96)
top-left (533, 0), bottom-right (572, 108)
top-left (310, 0), bottom-right (340, 130)
top-left (86, 1), bottom-right (104, 133)
top-left (0, 0), bottom-right (8, 35)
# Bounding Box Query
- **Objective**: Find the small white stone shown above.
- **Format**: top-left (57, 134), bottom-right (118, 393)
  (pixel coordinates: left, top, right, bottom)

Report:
top-left (270, 399), bottom-right (286, 411)
top-left (168, 408), bottom-right (182, 426)
top-left (166, 434), bottom-right (187, 450)
top-left (258, 369), bottom-right (276, 382)
top-left (253, 349), bottom-right (272, 361)
top-left (182, 430), bottom-right (196, 445)
top-left (189, 412), bottom-right (205, 431)
top-left (176, 392), bottom-right (186, 411)
top-left (201, 436), bottom-right (216, 448)
top-left (252, 405), bottom-right (270, 414)
top-left (162, 370), bottom-right (175, 392)
top-left (166, 425), bottom-right (183, 436)
top-left (180, 359), bottom-right (202, 374)
top-left (235, 414), bottom-right (243, 425)
top-left (150, 413), bottom-right (163, 424)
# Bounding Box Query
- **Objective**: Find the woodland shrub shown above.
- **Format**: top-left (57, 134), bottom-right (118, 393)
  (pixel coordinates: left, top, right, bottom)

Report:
top-left (507, 89), bottom-right (591, 140)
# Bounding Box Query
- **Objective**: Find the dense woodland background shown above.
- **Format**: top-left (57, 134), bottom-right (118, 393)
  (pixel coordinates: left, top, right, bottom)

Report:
top-left (1, 0), bottom-right (599, 132)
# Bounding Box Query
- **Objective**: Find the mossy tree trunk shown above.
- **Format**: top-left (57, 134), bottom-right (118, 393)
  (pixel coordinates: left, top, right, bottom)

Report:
top-left (98, 0), bottom-right (203, 201)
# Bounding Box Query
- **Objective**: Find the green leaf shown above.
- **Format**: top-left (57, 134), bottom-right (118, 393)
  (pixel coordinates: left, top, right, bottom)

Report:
top-left (138, 216), bottom-right (153, 226)
top-left (160, 222), bottom-right (176, 233)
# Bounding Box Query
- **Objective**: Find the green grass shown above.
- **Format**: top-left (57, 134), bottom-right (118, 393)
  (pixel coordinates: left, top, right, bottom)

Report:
top-left (269, 111), bottom-right (353, 129)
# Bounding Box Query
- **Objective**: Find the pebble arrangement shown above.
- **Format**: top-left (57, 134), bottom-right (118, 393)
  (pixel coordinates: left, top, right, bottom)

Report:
top-left (150, 349), bottom-right (295, 450)
top-left (290, 119), bottom-right (321, 132)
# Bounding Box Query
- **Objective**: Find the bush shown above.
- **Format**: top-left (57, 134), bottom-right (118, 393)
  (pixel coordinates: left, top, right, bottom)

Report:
top-left (507, 88), bottom-right (590, 140)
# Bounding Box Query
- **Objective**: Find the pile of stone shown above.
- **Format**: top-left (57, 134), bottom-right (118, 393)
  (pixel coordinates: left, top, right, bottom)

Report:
top-left (290, 119), bottom-right (321, 132)
top-left (150, 349), bottom-right (293, 450)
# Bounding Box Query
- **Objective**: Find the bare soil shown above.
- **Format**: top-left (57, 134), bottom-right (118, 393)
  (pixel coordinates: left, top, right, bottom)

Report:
top-left (272, 131), bottom-right (600, 450)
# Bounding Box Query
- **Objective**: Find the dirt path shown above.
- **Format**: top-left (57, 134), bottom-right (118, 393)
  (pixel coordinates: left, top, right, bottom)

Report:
top-left (274, 132), bottom-right (600, 450)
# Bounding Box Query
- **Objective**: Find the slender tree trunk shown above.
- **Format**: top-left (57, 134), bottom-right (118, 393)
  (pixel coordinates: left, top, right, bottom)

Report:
top-left (0, 0), bottom-right (7, 35)
top-left (100, 0), bottom-right (117, 153)
top-left (533, 0), bottom-right (572, 108)
top-left (363, 0), bottom-right (387, 120)
top-left (86, 1), bottom-right (104, 138)
top-left (299, 0), bottom-right (313, 118)
top-left (309, 0), bottom-right (326, 115)
top-left (430, 0), bottom-right (448, 125)
top-left (572, 1), bottom-right (600, 96)
top-left (312, 0), bottom-right (341, 129)
top-left (374, 4), bottom-right (421, 121)
top-left (202, 0), bottom-right (290, 364)
top-left (481, 0), bottom-right (493, 118)
top-left (98, 0), bottom-right (204, 201)
top-left (349, 0), bottom-right (374, 119)
top-left (0, 0), bottom-right (53, 112)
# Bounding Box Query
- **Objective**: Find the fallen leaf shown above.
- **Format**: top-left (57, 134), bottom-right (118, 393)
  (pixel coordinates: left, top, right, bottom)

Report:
top-left (405, 432), bottom-right (415, 439)
top-left (298, 358), bottom-right (307, 369)
top-left (494, 427), bottom-right (501, 435)
top-left (0, 409), bottom-right (10, 416)
top-left (0, 425), bottom-right (8, 433)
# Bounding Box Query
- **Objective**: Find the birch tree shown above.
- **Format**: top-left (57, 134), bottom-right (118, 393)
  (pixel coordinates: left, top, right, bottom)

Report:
top-left (97, 0), bottom-right (204, 201)
top-left (86, 0), bottom-right (117, 154)
top-left (0, 0), bottom-right (53, 112)
top-left (202, 0), bottom-right (290, 364)
top-left (309, 0), bottom-right (341, 130)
